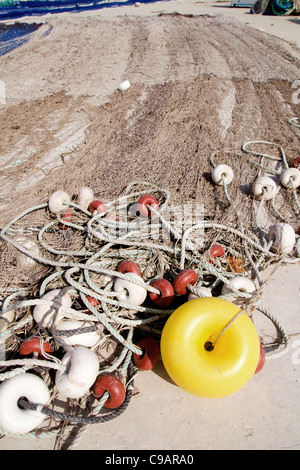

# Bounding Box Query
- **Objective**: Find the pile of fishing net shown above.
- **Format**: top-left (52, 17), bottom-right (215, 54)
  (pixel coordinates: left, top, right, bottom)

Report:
top-left (0, 140), bottom-right (299, 449)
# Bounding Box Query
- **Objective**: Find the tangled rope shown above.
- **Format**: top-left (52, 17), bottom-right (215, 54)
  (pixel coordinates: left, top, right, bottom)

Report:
top-left (0, 146), bottom-right (299, 448)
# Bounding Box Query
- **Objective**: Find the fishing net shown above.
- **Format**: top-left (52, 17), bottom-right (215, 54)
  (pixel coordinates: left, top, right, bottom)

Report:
top-left (0, 139), bottom-right (299, 448)
top-left (0, 23), bottom-right (42, 57)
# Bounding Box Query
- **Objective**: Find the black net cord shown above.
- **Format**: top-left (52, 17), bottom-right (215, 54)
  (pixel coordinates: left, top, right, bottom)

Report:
top-left (18, 362), bottom-right (135, 425)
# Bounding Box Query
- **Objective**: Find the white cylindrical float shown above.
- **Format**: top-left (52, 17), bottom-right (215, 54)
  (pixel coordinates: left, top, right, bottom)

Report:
top-left (55, 319), bottom-right (101, 348)
top-left (211, 164), bottom-right (234, 186)
top-left (221, 275), bottom-right (256, 303)
top-left (33, 289), bottom-right (72, 328)
top-left (48, 190), bottom-right (71, 215)
top-left (118, 80), bottom-right (131, 91)
top-left (188, 286), bottom-right (212, 301)
top-left (267, 223), bottom-right (296, 255)
top-left (280, 168), bottom-right (300, 189)
top-left (0, 373), bottom-right (50, 434)
top-left (55, 346), bottom-right (99, 399)
top-left (77, 187), bottom-right (94, 210)
top-left (113, 273), bottom-right (147, 306)
top-left (252, 176), bottom-right (277, 201)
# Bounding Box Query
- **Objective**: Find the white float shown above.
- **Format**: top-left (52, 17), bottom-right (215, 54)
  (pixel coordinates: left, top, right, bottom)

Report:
top-left (77, 187), bottom-right (94, 210)
top-left (188, 286), bottom-right (212, 301)
top-left (118, 80), bottom-right (131, 91)
top-left (0, 373), bottom-right (50, 434)
top-left (280, 168), bottom-right (300, 189)
top-left (211, 164), bottom-right (234, 185)
top-left (48, 190), bottom-right (71, 215)
top-left (113, 273), bottom-right (147, 306)
top-left (267, 223), bottom-right (296, 255)
top-left (56, 319), bottom-right (101, 347)
top-left (55, 346), bottom-right (99, 399)
top-left (33, 289), bottom-right (72, 328)
top-left (252, 176), bottom-right (277, 201)
top-left (221, 275), bottom-right (256, 301)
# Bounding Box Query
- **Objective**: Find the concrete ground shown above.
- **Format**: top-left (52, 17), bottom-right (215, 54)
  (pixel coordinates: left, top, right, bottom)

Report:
top-left (0, 0), bottom-right (299, 452)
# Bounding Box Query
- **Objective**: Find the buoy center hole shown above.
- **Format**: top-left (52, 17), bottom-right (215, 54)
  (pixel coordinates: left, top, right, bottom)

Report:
top-left (17, 396), bottom-right (28, 409)
top-left (204, 341), bottom-right (214, 352)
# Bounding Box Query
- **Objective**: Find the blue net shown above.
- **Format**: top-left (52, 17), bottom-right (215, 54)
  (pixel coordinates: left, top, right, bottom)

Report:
top-left (0, 0), bottom-right (164, 20)
top-left (0, 23), bottom-right (41, 56)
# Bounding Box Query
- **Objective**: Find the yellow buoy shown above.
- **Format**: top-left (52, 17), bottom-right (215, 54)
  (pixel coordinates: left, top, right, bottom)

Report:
top-left (160, 297), bottom-right (260, 398)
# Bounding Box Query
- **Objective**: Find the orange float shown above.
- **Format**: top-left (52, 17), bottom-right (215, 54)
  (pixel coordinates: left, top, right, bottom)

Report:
top-left (227, 256), bottom-right (244, 273)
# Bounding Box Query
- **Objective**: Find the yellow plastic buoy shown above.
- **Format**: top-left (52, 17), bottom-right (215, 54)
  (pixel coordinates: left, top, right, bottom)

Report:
top-left (160, 297), bottom-right (260, 398)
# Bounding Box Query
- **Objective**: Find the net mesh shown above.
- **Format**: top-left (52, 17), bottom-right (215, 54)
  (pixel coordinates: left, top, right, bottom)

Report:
top-left (0, 23), bottom-right (41, 57)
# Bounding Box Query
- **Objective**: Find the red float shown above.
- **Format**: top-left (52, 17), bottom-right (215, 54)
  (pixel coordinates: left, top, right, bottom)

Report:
top-left (254, 344), bottom-right (265, 374)
top-left (133, 338), bottom-right (160, 370)
top-left (59, 209), bottom-right (73, 230)
top-left (19, 337), bottom-right (53, 358)
top-left (210, 244), bottom-right (225, 258)
top-left (93, 374), bottom-right (126, 409)
top-left (294, 157), bottom-right (300, 169)
top-left (88, 200), bottom-right (107, 215)
top-left (173, 269), bottom-right (198, 295)
top-left (86, 295), bottom-right (99, 308)
top-left (148, 279), bottom-right (174, 308)
top-left (136, 195), bottom-right (159, 218)
top-left (117, 260), bottom-right (142, 277)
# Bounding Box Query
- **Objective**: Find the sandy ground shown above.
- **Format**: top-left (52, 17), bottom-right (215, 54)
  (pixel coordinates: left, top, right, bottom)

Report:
top-left (1, 3), bottom-right (300, 222)
top-left (0, 0), bottom-right (299, 451)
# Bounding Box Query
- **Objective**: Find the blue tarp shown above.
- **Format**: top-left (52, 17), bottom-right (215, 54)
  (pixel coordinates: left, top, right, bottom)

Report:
top-left (250, 0), bottom-right (295, 13)
top-left (0, 0), bottom-right (167, 20)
